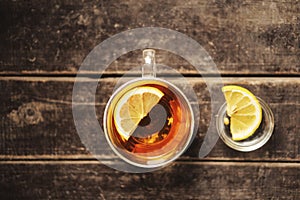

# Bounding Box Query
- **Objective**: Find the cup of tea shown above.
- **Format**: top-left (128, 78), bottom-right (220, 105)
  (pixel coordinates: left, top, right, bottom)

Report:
top-left (103, 49), bottom-right (195, 168)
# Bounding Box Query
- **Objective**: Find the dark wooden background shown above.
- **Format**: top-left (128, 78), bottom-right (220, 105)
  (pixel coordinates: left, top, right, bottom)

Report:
top-left (0, 0), bottom-right (299, 199)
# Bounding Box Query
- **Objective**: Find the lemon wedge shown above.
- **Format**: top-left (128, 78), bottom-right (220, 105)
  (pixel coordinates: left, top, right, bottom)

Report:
top-left (113, 86), bottom-right (164, 140)
top-left (222, 85), bottom-right (262, 141)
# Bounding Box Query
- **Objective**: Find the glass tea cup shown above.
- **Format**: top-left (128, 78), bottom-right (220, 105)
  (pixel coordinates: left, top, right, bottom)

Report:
top-left (103, 49), bottom-right (195, 168)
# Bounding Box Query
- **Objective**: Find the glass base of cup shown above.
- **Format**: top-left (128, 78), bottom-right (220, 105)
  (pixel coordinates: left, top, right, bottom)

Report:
top-left (216, 97), bottom-right (274, 152)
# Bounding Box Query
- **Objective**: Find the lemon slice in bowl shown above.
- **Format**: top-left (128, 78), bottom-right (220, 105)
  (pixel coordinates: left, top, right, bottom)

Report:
top-left (113, 86), bottom-right (164, 140)
top-left (222, 85), bottom-right (262, 141)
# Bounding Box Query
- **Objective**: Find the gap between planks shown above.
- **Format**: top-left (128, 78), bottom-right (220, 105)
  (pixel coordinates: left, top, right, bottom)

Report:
top-left (0, 155), bottom-right (299, 166)
top-left (0, 160), bottom-right (299, 168)
top-left (0, 72), bottom-right (299, 78)
top-left (0, 76), bottom-right (299, 82)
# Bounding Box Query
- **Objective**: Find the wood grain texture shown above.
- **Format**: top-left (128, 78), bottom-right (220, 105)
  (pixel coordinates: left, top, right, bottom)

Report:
top-left (0, 162), bottom-right (299, 199)
top-left (0, 77), bottom-right (299, 161)
top-left (0, 0), bottom-right (299, 75)
top-left (1, 0), bottom-right (299, 199)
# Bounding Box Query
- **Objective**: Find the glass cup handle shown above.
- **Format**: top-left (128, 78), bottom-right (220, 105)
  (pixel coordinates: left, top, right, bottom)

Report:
top-left (142, 49), bottom-right (156, 78)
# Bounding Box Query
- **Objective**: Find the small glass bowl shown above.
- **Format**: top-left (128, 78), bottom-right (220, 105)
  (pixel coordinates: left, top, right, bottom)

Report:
top-left (216, 97), bottom-right (274, 152)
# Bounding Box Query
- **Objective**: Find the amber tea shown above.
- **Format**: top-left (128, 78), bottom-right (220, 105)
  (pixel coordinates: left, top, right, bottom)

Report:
top-left (104, 78), bottom-right (194, 168)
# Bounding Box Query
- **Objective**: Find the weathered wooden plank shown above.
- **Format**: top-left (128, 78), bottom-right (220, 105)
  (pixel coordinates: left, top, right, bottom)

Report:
top-left (0, 161), bottom-right (299, 199)
top-left (0, 0), bottom-right (299, 74)
top-left (0, 77), bottom-right (299, 161)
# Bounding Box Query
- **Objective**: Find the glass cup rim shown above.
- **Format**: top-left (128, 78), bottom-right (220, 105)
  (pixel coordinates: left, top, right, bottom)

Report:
top-left (216, 96), bottom-right (274, 152)
top-left (103, 77), bottom-right (195, 168)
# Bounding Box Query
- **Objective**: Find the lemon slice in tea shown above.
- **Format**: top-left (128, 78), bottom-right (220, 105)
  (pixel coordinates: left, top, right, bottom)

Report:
top-left (222, 85), bottom-right (262, 141)
top-left (114, 86), bottom-right (164, 140)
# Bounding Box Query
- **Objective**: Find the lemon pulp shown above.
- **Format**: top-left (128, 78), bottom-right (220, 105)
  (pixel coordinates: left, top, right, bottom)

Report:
top-left (113, 86), bottom-right (164, 140)
top-left (222, 85), bottom-right (262, 141)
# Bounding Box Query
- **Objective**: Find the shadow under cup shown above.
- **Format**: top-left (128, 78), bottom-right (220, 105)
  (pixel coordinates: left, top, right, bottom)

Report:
top-left (104, 78), bottom-right (194, 168)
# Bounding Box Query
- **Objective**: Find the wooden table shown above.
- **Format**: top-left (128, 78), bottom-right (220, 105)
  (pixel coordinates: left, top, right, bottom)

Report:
top-left (0, 1), bottom-right (299, 199)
